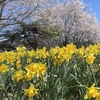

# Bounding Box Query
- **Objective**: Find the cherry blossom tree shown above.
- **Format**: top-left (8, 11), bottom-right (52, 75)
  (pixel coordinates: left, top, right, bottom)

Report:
top-left (38, 0), bottom-right (100, 47)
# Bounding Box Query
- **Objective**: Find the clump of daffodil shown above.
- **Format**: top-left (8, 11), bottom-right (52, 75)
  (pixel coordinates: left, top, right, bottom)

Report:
top-left (16, 46), bottom-right (27, 58)
top-left (1, 43), bottom-right (100, 99)
top-left (34, 47), bottom-right (49, 59)
top-left (12, 70), bottom-right (24, 82)
top-left (85, 44), bottom-right (99, 55)
top-left (5, 51), bottom-right (17, 64)
top-left (16, 60), bottom-right (22, 69)
top-left (56, 43), bottom-right (76, 65)
top-left (25, 62), bottom-right (46, 80)
top-left (25, 72), bottom-right (33, 81)
top-left (16, 46), bottom-right (26, 52)
top-left (66, 42), bottom-right (77, 54)
top-left (76, 46), bottom-right (85, 58)
top-left (27, 50), bottom-right (35, 57)
top-left (36, 62), bottom-right (46, 77)
top-left (49, 46), bottom-right (61, 65)
top-left (0, 64), bottom-right (8, 74)
top-left (63, 49), bottom-right (72, 62)
top-left (25, 63), bottom-right (38, 77)
top-left (24, 85), bottom-right (38, 98)
top-left (0, 53), bottom-right (6, 63)
top-left (49, 46), bottom-right (60, 59)
top-left (27, 58), bottom-right (32, 63)
top-left (84, 83), bottom-right (100, 100)
top-left (49, 43), bottom-right (76, 66)
top-left (86, 53), bottom-right (95, 65)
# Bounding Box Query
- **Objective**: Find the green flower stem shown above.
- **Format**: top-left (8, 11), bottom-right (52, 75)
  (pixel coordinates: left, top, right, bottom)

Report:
top-left (89, 65), bottom-right (97, 86)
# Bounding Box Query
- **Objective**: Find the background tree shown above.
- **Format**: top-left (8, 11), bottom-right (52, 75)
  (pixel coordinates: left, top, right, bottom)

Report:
top-left (38, 0), bottom-right (100, 47)
top-left (0, 20), bottom-right (61, 50)
top-left (0, 0), bottom-right (60, 50)
top-left (0, 0), bottom-right (49, 30)
top-left (0, 0), bottom-right (100, 51)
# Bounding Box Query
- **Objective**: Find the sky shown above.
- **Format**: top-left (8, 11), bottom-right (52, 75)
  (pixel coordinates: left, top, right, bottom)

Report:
top-left (83, 0), bottom-right (100, 24)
